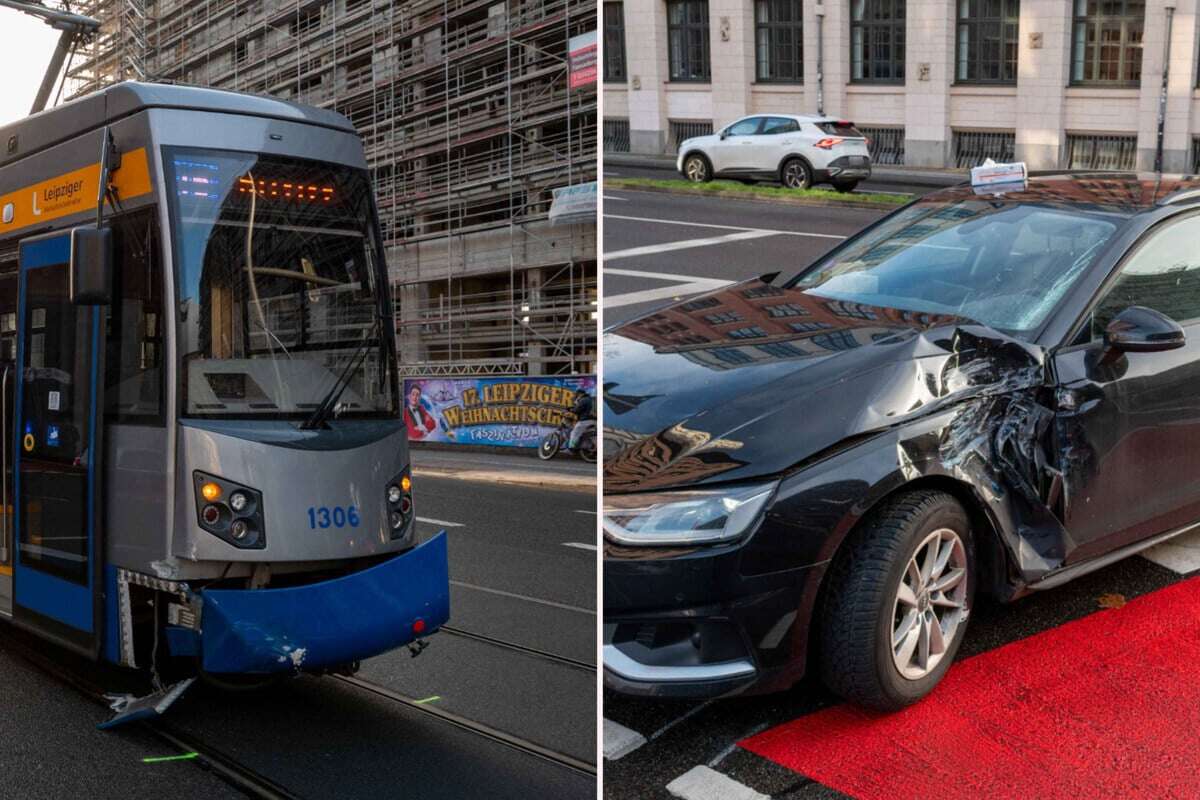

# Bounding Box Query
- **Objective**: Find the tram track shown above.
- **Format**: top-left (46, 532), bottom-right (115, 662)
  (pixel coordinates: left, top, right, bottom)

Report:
top-left (332, 673), bottom-right (597, 777)
top-left (438, 624), bottom-right (595, 672)
top-left (0, 627), bottom-right (300, 800)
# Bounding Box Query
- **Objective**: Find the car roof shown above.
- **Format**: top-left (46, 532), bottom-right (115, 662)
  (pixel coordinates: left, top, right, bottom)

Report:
top-left (921, 172), bottom-right (1200, 216)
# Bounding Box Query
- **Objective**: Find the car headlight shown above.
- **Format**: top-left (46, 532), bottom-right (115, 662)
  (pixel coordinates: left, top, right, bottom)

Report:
top-left (603, 482), bottom-right (776, 546)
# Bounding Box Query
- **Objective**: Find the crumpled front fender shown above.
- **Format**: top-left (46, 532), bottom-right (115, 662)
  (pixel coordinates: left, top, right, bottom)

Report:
top-left (199, 533), bottom-right (450, 674)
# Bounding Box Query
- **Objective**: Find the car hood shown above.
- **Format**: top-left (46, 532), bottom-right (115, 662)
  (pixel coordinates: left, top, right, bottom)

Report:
top-left (603, 278), bottom-right (1046, 492)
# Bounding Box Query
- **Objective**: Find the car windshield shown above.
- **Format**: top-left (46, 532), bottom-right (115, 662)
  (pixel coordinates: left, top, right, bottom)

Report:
top-left (165, 147), bottom-right (395, 418)
top-left (787, 198), bottom-right (1124, 339)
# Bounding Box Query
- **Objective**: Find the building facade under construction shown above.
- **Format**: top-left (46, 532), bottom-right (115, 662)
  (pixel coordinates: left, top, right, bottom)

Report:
top-left (66, 0), bottom-right (597, 377)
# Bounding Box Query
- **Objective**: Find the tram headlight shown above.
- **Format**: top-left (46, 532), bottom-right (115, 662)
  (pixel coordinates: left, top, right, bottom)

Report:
top-left (386, 467), bottom-right (414, 540)
top-left (194, 472), bottom-right (265, 550)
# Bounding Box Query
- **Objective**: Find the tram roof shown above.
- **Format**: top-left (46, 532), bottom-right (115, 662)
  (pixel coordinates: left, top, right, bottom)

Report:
top-left (0, 81), bottom-right (357, 169)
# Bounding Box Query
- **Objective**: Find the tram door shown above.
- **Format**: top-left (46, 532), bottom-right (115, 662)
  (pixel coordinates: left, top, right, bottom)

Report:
top-left (12, 232), bottom-right (106, 657)
top-left (1, 267), bottom-right (16, 613)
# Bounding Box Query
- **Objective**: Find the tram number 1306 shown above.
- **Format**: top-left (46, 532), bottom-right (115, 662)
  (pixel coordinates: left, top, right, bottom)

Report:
top-left (307, 506), bottom-right (362, 529)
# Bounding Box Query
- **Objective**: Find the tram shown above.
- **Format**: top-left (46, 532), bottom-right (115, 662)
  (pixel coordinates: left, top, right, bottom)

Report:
top-left (0, 83), bottom-right (449, 697)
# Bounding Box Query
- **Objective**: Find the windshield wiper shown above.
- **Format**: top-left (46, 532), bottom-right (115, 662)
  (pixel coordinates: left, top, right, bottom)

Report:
top-left (300, 317), bottom-right (381, 430)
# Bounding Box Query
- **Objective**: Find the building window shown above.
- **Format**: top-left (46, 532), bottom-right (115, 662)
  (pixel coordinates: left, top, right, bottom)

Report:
top-left (953, 129), bottom-right (1016, 167)
top-left (1066, 133), bottom-right (1137, 170)
top-left (1071, 0), bottom-right (1143, 85)
top-left (668, 0), bottom-right (711, 81)
top-left (604, 3), bottom-right (627, 82)
top-left (755, 0), bottom-right (803, 83)
top-left (956, 0), bottom-right (1018, 83)
top-left (669, 119), bottom-right (714, 149)
top-left (851, 0), bottom-right (905, 83)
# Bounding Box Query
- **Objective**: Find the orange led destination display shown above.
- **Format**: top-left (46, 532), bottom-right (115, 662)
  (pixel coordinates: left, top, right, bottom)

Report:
top-left (236, 176), bottom-right (334, 202)
top-left (0, 148), bottom-right (153, 236)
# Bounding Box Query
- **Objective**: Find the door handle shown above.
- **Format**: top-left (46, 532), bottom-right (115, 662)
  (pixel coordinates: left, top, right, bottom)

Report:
top-left (739, 141), bottom-right (753, 145)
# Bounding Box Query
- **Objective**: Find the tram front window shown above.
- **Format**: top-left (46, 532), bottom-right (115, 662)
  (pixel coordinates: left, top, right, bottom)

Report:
top-left (165, 148), bottom-right (395, 419)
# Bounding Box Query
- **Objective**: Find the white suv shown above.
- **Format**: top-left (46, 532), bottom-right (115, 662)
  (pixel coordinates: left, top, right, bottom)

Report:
top-left (676, 115), bottom-right (873, 192)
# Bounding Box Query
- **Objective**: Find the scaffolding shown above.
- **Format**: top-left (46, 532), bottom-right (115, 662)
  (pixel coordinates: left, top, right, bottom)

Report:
top-left (63, 0), bottom-right (597, 376)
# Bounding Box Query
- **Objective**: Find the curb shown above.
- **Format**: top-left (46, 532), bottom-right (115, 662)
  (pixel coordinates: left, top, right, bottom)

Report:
top-left (413, 465), bottom-right (596, 493)
top-left (605, 180), bottom-right (905, 211)
top-left (604, 153), bottom-right (967, 188)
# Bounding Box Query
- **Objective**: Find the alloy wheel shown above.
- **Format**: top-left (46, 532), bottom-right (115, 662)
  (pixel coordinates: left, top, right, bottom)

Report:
top-left (890, 527), bottom-right (969, 680)
top-left (783, 161), bottom-right (809, 189)
top-left (685, 157), bottom-right (708, 182)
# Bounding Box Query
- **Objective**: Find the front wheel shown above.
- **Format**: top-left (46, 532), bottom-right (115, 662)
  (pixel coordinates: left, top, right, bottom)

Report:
top-left (538, 431), bottom-right (563, 460)
top-left (818, 491), bottom-right (974, 711)
top-left (683, 154), bottom-right (712, 183)
top-left (781, 158), bottom-right (812, 190)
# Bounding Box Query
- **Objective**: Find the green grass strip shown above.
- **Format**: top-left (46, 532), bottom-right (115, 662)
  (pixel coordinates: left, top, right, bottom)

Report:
top-left (414, 695), bottom-right (441, 705)
top-left (607, 177), bottom-right (912, 205)
top-left (142, 752), bottom-right (199, 764)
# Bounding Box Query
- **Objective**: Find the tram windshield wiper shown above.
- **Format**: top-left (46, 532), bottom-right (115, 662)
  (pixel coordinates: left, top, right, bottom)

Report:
top-left (300, 317), bottom-right (381, 430)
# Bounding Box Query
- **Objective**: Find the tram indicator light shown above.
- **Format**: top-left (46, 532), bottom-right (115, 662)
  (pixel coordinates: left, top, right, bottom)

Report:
top-left (201, 482), bottom-right (222, 502)
top-left (400, 475), bottom-right (412, 492)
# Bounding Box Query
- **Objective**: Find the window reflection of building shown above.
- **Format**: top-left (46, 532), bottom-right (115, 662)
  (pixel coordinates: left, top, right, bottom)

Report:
top-left (617, 279), bottom-right (956, 370)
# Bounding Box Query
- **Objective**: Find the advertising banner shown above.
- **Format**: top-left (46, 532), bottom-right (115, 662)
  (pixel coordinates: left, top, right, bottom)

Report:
top-left (549, 180), bottom-right (597, 224)
top-left (568, 31), bottom-right (597, 89)
top-left (403, 376), bottom-right (597, 448)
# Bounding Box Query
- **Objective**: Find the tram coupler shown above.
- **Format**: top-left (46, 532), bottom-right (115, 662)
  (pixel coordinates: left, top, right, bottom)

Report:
top-left (408, 638), bottom-right (429, 658)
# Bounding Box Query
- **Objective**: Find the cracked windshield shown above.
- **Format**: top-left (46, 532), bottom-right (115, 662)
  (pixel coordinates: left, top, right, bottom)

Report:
top-left (166, 148), bottom-right (394, 418)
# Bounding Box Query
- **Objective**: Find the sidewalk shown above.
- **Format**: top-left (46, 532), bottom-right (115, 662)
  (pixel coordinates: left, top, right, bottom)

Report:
top-left (410, 446), bottom-right (596, 493)
top-left (604, 152), bottom-right (965, 188)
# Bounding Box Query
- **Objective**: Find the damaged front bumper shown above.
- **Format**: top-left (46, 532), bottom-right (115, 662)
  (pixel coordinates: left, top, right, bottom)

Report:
top-left (194, 532), bottom-right (450, 674)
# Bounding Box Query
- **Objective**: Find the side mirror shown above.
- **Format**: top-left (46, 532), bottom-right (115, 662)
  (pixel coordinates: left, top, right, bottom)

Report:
top-left (719, 130), bottom-right (727, 140)
top-left (1104, 305), bottom-right (1185, 353)
top-left (70, 226), bottom-right (113, 306)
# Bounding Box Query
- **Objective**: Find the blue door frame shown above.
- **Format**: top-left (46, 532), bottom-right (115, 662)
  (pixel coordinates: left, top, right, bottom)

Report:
top-left (13, 231), bottom-right (105, 658)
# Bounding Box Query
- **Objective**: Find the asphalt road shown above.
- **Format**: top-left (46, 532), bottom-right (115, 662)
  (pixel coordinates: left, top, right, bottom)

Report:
top-left (599, 185), bottom-right (1200, 799)
top-left (0, 456), bottom-right (597, 799)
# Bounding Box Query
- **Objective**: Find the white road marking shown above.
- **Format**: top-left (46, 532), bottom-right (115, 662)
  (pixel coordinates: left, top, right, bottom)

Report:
top-left (605, 212), bottom-right (848, 240)
top-left (417, 516), bottom-right (465, 528)
top-left (1141, 528), bottom-right (1200, 573)
top-left (562, 542), bottom-right (598, 551)
top-left (573, 509), bottom-right (597, 515)
top-left (666, 765), bottom-right (769, 800)
top-left (707, 724), bottom-right (768, 768)
top-left (604, 718), bottom-right (648, 760)
top-left (605, 267), bottom-right (732, 284)
top-left (606, 280), bottom-right (735, 309)
top-left (449, 580), bottom-right (596, 615)
top-left (606, 229), bottom-right (779, 261)
top-left (604, 195), bottom-right (629, 201)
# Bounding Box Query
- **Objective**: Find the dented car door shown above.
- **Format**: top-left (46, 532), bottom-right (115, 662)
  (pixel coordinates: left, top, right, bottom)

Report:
top-left (1052, 213), bottom-right (1200, 564)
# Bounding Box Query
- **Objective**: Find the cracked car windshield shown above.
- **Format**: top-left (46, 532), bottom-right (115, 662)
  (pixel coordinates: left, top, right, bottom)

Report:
top-left (167, 148), bottom-right (394, 418)
top-left (789, 199), bottom-right (1121, 339)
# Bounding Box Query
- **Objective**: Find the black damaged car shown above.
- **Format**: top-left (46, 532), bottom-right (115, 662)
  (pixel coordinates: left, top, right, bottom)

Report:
top-left (603, 173), bottom-right (1200, 710)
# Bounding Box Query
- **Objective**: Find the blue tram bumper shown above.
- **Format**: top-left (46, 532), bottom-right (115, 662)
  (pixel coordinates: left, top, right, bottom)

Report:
top-left (197, 532), bottom-right (450, 674)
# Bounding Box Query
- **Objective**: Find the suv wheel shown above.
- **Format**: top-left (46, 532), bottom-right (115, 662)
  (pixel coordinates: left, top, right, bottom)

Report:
top-left (683, 154), bottom-right (711, 183)
top-left (781, 158), bottom-right (812, 190)
top-left (819, 490), bottom-right (974, 711)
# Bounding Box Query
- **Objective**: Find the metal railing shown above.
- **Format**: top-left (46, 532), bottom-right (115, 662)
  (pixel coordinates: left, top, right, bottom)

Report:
top-left (604, 118), bottom-right (630, 153)
top-left (1065, 133), bottom-right (1137, 171)
top-left (858, 126), bottom-right (905, 165)
top-left (953, 130), bottom-right (1015, 168)
top-left (668, 120), bottom-right (713, 152)
top-left (1192, 138), bottom-right (1200, 175)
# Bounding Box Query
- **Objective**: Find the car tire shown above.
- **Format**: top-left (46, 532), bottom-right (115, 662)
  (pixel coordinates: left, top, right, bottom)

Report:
top-left (781, 158), bottom-right (812, 190)
top-left (683, 154), bottom-right (712, 183)
top-left (818, 490), bottom-right (975, 711)
top-left (832, 180), bottom-right (859, 193)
